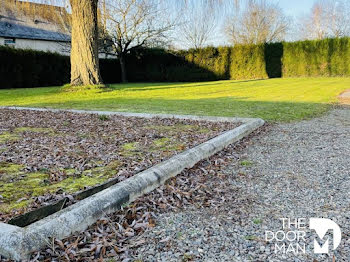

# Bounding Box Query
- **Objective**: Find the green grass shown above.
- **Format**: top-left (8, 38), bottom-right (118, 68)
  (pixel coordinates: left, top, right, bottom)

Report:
top-left (0, 78), bottom-right (348, 122)
top-left (240, 160), bottom-right (253, 166)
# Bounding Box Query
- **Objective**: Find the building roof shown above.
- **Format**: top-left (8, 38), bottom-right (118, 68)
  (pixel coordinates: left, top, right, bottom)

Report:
top-left (0, 1), bottom-right (71, 42)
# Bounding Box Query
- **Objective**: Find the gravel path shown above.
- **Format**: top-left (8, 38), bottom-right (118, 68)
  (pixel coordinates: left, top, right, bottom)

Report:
top-left (339, 90), bottom-right (350, 105)
top-left (131, 108), bottom-right (350, 261)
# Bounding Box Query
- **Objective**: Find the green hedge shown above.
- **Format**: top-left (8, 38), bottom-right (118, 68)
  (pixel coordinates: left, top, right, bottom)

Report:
top-left (0, 47), bottom-right (218, 89)
top-left (0, 46), bottom-right (70, 89)
top-left (0, 46), bottom-right (124, 89)
top-left (1, 37), bottom-right (350, 89)
top-left (282, 38), bottom-right (350, 77)
top-left (125, 48), bottom-right (218, 82)
top-left (182, 47), bottom-right (231, 79)
top-left (230, 44), bottom-right (267, 79)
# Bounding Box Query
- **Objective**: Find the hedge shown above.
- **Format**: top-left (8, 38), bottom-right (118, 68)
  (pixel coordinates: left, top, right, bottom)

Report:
top-left (1, 37), bottom-right (350, 89)
top-left (0, 46), bottom-right (218, 89)
top-left (125, 48), bottom-right (218, 82)
top-left (0, 47), bottom-right (70, 89)
top-left (282, 38), bottom-right (350, 77)
top-left (230, 44), bottom-right (267, 80)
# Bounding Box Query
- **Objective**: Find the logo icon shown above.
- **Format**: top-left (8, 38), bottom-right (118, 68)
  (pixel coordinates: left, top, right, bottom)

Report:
top-left (265, 218), bottom-right (342, 255)
top-left (309, 218), bottom-right (342, 254)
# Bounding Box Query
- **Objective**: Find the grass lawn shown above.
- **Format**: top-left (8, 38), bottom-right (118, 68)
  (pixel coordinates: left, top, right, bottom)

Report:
top-left (0, 77), bottom-right (349, 122)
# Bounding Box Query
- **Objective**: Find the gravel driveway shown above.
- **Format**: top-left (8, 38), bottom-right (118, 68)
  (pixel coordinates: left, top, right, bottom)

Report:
top-left (131, 108), bottom-right (350, 261)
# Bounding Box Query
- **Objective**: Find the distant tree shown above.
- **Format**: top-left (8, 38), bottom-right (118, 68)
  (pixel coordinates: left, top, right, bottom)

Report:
top-left (169, 0), bottom-right (239, 49)
top-left (298, 0), bottom-right (350, 40)
top-left (224, 0), bottom-right (289, 45)
top-left (179, 2), bottom-right (218, 49)
top-left (100, 0), bottom-right (175, 83)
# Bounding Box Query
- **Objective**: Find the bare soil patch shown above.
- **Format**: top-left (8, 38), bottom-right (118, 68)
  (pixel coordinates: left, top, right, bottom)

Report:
top-left (0, 109), bottom-right (239, 222)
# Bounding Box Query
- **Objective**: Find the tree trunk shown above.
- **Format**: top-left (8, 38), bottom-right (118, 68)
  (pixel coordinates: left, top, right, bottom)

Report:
top-left (119, 54), bottom-right (128, 83)
top-left (70, 0), bottom-right (102, 86)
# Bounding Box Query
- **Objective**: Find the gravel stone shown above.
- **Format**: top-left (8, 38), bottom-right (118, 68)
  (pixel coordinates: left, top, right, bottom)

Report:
top-left (130, 108), bottom-right (350, 261)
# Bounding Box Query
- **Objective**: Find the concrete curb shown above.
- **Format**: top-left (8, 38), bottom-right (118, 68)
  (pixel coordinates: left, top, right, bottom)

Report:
top-left (0, 106), bottom-right (256, 123)
top-left (0, 107), bottom-right (264, 261)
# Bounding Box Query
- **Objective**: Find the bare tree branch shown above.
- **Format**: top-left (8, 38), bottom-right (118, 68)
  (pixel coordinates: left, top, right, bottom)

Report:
top-left (99, 0), bottom-right (176, 82)
top-left (224, 0), bottom-right (289, 45)
top-left (297, 0), bottom-right (350, 40)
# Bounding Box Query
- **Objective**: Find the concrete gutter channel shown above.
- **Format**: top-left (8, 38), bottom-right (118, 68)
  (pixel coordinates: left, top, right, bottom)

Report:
top-left (0, 107), bottom-right (265, 261)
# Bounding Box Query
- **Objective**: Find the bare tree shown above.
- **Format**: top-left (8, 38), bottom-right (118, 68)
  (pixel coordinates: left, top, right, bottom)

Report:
top-left (100, 0), bottom-right (175, 83)
top-left (179, 2), bottom-right (218, 49)
top-left (298, 0), bottom-right (350, 40)
top-left (224, 0), bottom-right (289, 45)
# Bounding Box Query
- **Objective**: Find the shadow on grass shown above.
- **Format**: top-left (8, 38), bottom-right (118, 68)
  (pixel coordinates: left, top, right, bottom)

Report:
top-left (108, 79), bottom-right (269, 92)
top-left (21, 96), bottom-right (333, 122)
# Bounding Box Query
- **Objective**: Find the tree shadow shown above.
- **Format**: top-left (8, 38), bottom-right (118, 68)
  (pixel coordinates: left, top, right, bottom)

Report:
top-left (109, 79), bottom-right (268, 92)
top-left (25, 96), bottom-right (332, 122)
top-left (264, 43), bottom-right (284, 78)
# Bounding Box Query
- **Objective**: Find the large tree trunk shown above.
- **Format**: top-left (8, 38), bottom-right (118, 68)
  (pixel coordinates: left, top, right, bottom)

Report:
top-left (70, 0), bottom-right (102, 86)
top-left (119, 54), bottom-right (128, 83)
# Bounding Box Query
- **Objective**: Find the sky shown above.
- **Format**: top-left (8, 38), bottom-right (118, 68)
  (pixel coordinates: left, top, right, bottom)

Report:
top-left (25, 0), bottom-right (317, 18)
top-left (272, 0), bottom-right (315, 18)
top-left (208, 0), bottom-right (318, 46)
top-left (22, 0), bottom-right (319, 47)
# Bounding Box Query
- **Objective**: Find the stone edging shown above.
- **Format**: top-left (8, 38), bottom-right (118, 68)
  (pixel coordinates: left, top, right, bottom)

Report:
top-left (0, 107), bottom-right (264, 261)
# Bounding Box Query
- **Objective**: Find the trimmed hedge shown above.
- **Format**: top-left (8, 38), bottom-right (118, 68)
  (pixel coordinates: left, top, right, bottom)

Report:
top-left (282, 38), bottom-right (350, 77)
top-left (125, 48), bottom-right (218, 82)
top-left (1, 37), bottom-right (350, 89)
top-left (230, 44), bottom-right (267, 80)
top-left (0, 47), bottom-right (218, 88)
top-left (0, 46), bottom-right (70, 89)
top-left (182, 47), bottom-right (231, 79)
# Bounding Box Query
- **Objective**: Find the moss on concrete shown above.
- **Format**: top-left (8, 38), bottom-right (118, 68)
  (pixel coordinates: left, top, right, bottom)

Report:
top-left (151, 138), bottom-right (185, 152)
top-left (145, 124), bottom-right (211, 134)
top-left (122, 142), bottom-right (139, 151)
top-left (121, 138), bottom-right (185, 156)
top-left (0, 172), bottom-right (48, 213)
top-left (152, 137), bottom-right (170, 148)
top-left (0, 162), bottom-right (25, 182)
top-left (0, 127), bottom-right (55, 144)
top-left (0, 132), bottom-right (19, 143)
top-left (121, 142), bottom-right (141, 156)
top-left (0, 160), bottom-right (121, 213)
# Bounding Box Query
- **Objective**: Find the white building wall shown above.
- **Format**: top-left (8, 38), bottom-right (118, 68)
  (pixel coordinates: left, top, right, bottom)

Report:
top-left (0, 37), bottom-right (115, 58)
top-left (0, 37), bottom-right (70, 55)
